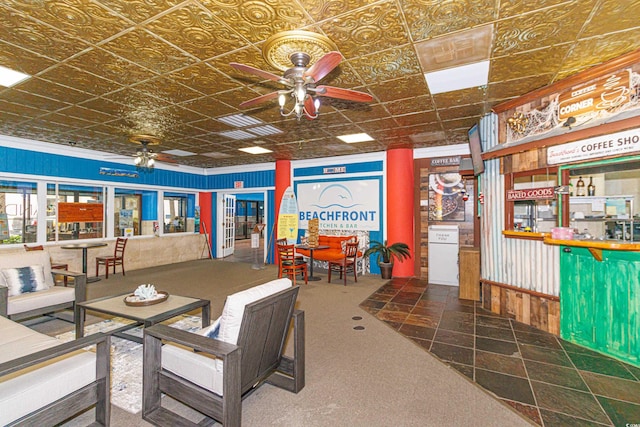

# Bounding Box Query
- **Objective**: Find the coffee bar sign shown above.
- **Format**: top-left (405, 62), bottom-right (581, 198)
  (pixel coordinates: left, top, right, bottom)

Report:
top-left (557, 70), bottom-right (631, 121)
top-left (547, 128), bottom-right (640, 165)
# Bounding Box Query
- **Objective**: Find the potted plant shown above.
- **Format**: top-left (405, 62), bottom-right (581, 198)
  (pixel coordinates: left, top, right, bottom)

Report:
top-left (363, 240), bottom-right (411, 279)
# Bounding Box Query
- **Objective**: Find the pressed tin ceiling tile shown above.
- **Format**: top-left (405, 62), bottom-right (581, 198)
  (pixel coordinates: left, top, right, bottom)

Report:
top-left (100, 28), bottom-right (197, 74)
top-left (580, 0), bottom-right (640, 38)
top-left (4, 0), bottom-right (131, 44)
top-left (486, 75), bottom-right (553, 101)
top-left (349, 46), bottom-right (422, 85)
top-left (493, 2), bottom-right (594, 56)
top-left (66, 48), bottom-right (158, 86)
top-left (321, 2), bottom-right (411, 59)
top-left (490, 45), bottom-right (569, 82)
top-left (145, 3), bottom-right (247, 61)
top-left (0, 42), bottom-right (57, 76)
top-left (0, 0), bottom-right (638, 167)
top-left (401, 0), bottom-right (497, 42)
top-left (200, 0), bottom-right (312, 44)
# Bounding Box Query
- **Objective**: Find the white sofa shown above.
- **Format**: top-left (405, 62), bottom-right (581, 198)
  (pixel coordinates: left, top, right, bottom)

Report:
top-left (0, 250), bottom-right (86, 322)
top-left (0, 315), bottom-right (110, 425)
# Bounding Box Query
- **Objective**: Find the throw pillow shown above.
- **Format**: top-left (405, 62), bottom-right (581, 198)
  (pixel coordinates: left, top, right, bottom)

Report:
top-left (1, 265), bottom-right (48, 297)
top-left (198, 317), bottom-right (221, 339)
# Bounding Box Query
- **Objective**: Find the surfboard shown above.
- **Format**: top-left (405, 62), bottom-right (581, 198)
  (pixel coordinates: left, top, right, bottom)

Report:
top-left (277, 186), bottom-right (299, 244)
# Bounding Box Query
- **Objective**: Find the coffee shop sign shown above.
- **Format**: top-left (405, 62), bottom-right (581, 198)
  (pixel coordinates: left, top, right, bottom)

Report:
top-left (547, 128), bottom-right (640, 165)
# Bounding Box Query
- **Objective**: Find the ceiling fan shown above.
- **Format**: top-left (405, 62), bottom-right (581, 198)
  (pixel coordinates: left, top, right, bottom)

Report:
top-left (129, 135), bottom-right (177, 169)
top-left (230, 51), bottom-right (373, 120)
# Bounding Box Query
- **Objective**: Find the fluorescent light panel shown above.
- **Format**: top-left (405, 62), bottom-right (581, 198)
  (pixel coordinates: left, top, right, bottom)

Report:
top-left (239, 146), bottom-right (272, 154)
top-left (0, 65), bottom-right (30, 87)
top-left (217, 114), bottom-right (263, 128)
top-left (219, 130), bottom-right (255, 140)
top-left (202, 152), bottom-right (232, 158)
top-left (248, 125), bottom-right (282, 136)
top-left (424, 60), bottom-right (490, 94)
top-left (337, 133), bottom-right (374, 143)
top-left (161, 149), bottom-right (195, 156)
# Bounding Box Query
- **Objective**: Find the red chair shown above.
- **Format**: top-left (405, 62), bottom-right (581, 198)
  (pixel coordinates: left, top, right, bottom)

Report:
top-left (328, 241), bottom-right (359, 286)
top-left (277, 243), bottom-right (308, 285)
top-left (24, 244), bottom-right (69, 285)
top-left (95, 237), bottom-right (127, 279)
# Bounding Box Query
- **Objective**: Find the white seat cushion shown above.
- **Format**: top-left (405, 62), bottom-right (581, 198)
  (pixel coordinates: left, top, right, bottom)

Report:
top-left (162, 343), bottom-right (223, 395)
top-left (0, 351), bottom-right (96, 425)
top-left (0, 315), bottom-right (97, 425)
top-left (6, 285), bottom-right (75, 316)
top-left (161, 278), bottom-right (293, 396)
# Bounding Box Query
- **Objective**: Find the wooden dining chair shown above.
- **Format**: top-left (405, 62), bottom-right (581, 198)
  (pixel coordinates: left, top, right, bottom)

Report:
top-left (277, 243), bottom-right (308, 285)
top-left (95, 237), bottom-right (127, 279)
top-left (24, 244), bottom-right (70, 285)
top-left (328, 241), bottom-right (359, 286)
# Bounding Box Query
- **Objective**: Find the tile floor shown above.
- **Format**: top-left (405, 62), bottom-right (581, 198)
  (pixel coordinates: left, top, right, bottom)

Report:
top-left (359, 277), bottom-right (640, 426)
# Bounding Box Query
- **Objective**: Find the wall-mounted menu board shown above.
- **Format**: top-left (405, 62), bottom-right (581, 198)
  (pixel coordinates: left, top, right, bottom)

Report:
top-left (58, 203), bottom-right (104, 222)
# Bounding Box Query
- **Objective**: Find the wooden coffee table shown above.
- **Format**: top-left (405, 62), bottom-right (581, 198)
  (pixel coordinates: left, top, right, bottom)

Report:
top-left (75, 292), bottom-right (210, 343)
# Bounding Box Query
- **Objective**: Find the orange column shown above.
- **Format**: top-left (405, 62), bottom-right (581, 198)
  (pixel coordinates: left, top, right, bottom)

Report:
top-left (386, 148), bottom-right (414, 277)
top-left (275, 159), bottom-right (291, 221)
top-left (198, 192), bottom-right (213, 258)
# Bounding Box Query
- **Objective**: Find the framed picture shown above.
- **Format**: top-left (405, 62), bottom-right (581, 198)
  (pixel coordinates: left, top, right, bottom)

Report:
top-left (428, 173), bottom-right (465, 221)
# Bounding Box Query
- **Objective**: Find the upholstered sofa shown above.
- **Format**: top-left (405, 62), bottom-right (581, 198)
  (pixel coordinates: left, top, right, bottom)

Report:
top-left (0, 314), bottom-right (111, 425)
top-left (0, 250), bottom-right (86, 322)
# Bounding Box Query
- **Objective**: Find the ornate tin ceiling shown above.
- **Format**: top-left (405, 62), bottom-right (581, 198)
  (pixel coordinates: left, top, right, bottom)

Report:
top-left (1, 0), bottom-right (639, 168)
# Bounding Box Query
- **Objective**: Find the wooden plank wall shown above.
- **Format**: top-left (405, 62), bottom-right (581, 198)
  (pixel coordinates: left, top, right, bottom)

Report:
top-left (482, 281), bottom-right (560, 335)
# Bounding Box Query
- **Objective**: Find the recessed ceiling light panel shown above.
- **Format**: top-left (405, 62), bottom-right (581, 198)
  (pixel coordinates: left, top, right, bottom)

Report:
top-left (161, 149), bottom-right (196, 156)
top-left (424, 60), bottom-right (490, 94)
top-left (239, 146), bottom-right (273, 154)
top-left (217, 114), bottom-right (263, 128)
top-left (220, 130), bottom-right (256, 140)
top-left (0, 65), bottom-right (30, 87)
top-left (248, 125), bottom-right (283, 136)
top-left (337, 133), bottom-right (374, 143)
top-left (202, 152), bottom-right (232, 158)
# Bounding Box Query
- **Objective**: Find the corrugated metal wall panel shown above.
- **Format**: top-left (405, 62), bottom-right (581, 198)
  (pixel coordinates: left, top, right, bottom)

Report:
top-left (479, 114), bottom-right (560, 296)
top-left (206, 170), bottom-right (274, 190)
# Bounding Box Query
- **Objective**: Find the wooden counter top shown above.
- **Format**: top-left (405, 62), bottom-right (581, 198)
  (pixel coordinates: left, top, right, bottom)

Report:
top-left (543, 236), bottom-right (640, 260)
top-left (543, 237), bottom-right (640, 251)
top-left (502, 230), bottom-right (549, 241)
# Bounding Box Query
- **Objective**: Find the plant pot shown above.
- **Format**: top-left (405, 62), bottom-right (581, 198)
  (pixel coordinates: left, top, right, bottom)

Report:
top-left (379, 262), bottom-right (394, 280)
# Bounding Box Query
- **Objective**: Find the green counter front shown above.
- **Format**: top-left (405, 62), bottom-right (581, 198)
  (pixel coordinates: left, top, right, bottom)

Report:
top-left (550, 239), bottom-right (640, 367)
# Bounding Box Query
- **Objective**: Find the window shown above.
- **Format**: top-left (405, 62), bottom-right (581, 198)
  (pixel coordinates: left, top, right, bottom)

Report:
top-left (163, 192), bottom-right (194, 234)
top-left (505, 168), bottom-right (558, 234)
top-left (47, 184), bottom-right (104, 241)
top-left (114, 189), bottom-right (157, 237)
top-left (0, 180), bottom-right (37, 244)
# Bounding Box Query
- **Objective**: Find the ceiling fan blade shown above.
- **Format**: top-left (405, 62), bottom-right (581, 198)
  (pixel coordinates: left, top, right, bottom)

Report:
top-left (155, 154), bottom-right (178, 164)
top-left (239, 91), bottom-right (280, 108)
top-left (229, 62), bottom-right (287, 84)
top-left (304, 95), bottom-right (317, 120)
top-left (316, 85), bottom-right (373, 103)
top-left (304, 51), bottom-right (342, 83)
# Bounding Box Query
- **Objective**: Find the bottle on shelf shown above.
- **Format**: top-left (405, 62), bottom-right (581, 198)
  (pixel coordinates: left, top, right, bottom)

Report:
top-left (587, 177), bottom-right (595, 196)
top-left (576, 176), bottom-right (585, 196)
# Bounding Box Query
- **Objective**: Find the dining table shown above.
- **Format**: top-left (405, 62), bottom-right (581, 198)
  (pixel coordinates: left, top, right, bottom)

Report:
top-left (61, 242), bottom-right (108, 283)
top-left (295, 244), bottom-right (330, 281)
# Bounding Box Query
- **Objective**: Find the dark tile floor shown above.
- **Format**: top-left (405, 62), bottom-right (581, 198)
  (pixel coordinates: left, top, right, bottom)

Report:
top-left (359, 277), bottom-right (640, 426)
